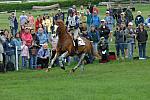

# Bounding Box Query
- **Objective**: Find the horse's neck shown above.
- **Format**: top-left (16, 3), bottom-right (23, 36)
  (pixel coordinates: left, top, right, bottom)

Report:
top-left (58, 31), bottom-right (71, 40)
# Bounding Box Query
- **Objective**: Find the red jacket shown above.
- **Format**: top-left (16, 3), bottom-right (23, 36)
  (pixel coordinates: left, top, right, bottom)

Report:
top-left (21, 32), bottom-right (33, 47)
top-left (35, 19), bottom-right (42, 32)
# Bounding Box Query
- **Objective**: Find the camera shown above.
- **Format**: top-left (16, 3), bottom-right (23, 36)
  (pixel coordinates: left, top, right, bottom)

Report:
top-left (0, 30), bottom-right (4, 35)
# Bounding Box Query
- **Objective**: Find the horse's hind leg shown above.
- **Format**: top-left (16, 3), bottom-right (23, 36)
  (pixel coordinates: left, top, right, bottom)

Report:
top-left (71, 53), bottom-right (85, 73)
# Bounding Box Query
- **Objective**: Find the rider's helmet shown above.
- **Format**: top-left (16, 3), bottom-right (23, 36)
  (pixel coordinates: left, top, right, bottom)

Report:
top-left (68, 8), bottom-right (74, 16)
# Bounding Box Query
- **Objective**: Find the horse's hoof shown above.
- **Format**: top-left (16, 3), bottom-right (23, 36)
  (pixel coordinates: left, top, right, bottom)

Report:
top-left (70, 69), bottom-right (75, 73)
top-left (45, 68), bottom-right (50, 72)
top-left (61, 67), bottom-right (65, 70)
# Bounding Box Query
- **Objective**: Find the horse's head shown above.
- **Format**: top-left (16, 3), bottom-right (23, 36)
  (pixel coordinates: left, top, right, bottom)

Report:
top-left (55, 20), bottom-right (66, 36)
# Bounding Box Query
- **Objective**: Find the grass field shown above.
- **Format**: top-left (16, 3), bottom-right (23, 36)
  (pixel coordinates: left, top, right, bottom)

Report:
top-left (0, 3), bottom-right (150, 100)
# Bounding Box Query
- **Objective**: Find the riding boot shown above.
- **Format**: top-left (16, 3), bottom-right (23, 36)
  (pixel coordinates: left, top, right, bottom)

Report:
top-left (74, 39), bottom-right (78, 53)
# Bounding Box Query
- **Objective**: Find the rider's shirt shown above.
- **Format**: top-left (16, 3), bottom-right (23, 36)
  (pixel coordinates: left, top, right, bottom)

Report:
top-left (66, 15), bottom-right (79, 29)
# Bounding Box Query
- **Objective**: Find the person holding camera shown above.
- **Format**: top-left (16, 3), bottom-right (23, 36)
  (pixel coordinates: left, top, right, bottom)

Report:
top-left (3, 33), bottom-right (16, 67)
top-left (0, 30), bottom-right (6, 64)
top-left (113, 25), bottom-right (125, 60)
top-left (125, 22), bottom-right (136, 59)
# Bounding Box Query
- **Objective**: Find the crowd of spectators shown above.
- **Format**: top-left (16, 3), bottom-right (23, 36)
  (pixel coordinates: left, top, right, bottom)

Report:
top-left (0, 2), bottom-right (149, 71)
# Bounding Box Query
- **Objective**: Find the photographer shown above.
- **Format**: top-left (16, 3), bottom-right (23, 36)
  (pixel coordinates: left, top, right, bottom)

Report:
top-left (125, 22), bottom-right (136, 59)
top-left (0, 30), bottom-right (6, 64)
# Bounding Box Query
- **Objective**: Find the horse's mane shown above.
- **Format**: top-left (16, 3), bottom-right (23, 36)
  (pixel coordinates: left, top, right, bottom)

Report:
top-left (56, 20), bottom-right (67, 35)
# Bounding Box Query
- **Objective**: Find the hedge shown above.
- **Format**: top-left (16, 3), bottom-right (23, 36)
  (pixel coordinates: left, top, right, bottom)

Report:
top-left (0, 0), bottom-right (108, 11)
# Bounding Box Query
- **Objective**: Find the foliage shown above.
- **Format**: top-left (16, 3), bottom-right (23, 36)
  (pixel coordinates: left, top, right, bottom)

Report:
top-left (0, 0), bottom-right (106, 11)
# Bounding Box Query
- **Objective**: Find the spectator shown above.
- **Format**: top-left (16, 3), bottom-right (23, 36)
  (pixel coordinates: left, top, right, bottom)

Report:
top-left (136, 24), bottom-right (148, 59)
top-left (35, 16), bottom-right (42, 32)
top-left (125, 22), bottom-right (136, 59)
top-left (37, 43), bottom-right (50, 69)
top-left (125, 6), bottom-right (134, 22)
top-left (20, 11), bottom-right (28, 29)
top-left (30, 29), bottom-right (39, 46)
top-left (37, 28), bottom-right (48, 45)
top-left (80, 5), bottom-right (86, 14)
top-left (88, 25), bottom-right (100, 54)
top-left (21, 41), bottom-right (29, 69)
top-left (98, 37), bottom-right (109, 63)
top-left (8, 12), bottom-right (18, 36)
top-left (45, 16), bottom-right (53, 35)
top-left (3, 33), bottom-right (16, 66)
top-left (4, 29), bottom-right (9, 38)
top-left (0, 30), bottom-right (6, 63)
top-left (135, 11), bottom-right (144, 27)
top-left (90, 11), bottom-right (100, 29)
top-left (13, 32), bottom-right (22, 68)
top-left (105, 11), bottom-right (115, 42)
top-left (120, 23), bottom-right (128, 58)
top-left (92, 5), bottom-right (99, 15)
top-left (29, 43), bottom-right (39, 69)
top-left (49, 33), bottom-right (59, 67)
top-left (99, 19), bottom-right (110, 43)
top-left (145, 15), bottom-right (150, 28)
top-left (21, 27), bottom-right (33, 47)
top-left (28, 12), bottom-right (34, 29)
top-left (85, 9), bottom-right (92, 31)
top-left (80, 12), bottom-right (87, 32)
top-left (87, 2), bottom-right (93, 14)
top-left (54, 9), bottom-right (64, 21)
top-left (117, 12), bottom-right (129, 27)
top-left (113, 25), bottom-right (125, 60)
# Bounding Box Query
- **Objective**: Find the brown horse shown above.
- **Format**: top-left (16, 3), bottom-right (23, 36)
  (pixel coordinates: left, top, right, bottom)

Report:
top-left (46, 20), bottom-right (94, 72)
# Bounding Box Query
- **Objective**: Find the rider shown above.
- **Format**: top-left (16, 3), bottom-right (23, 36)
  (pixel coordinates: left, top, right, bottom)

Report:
top-left (66, 8), bottom-right (80, 52)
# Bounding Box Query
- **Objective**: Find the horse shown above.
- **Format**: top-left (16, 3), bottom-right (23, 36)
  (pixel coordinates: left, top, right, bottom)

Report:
top-left (46, 20), bottom-right (94, 73)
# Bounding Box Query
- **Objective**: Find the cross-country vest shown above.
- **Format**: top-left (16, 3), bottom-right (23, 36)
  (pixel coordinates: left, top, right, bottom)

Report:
top-left (148, 18), bottom-right (150, 23)
top-left (67, 16), bottom-right (78, 27)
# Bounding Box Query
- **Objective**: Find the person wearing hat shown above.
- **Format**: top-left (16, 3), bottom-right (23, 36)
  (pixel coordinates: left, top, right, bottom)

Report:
top-left (54, 8), bottom-right (64, 21)
top-left (104, 11), bottom-right (115, 42)
top-left (90, 10), bottom-right (100, 29)
top-left (125, 22), bottom-right (136, 59)
top-left (117, 12), bottom-right (129, 27)
top-left (98, 19), bottom-right (110, 43)
top-left (37, 43), bottom-right (50, 69)
top-left (145, 14), bottom-right (150, 28)
top-left (20, 11), bottom-right (28, 29)
top-left (66, 8), bottom-right (80, 52)
top-left (135, 11), bottom-right (144, 27)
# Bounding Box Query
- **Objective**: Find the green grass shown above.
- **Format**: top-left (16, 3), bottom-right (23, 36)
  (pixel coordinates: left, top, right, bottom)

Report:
top-left (0, 4), bottom-right (150, 100)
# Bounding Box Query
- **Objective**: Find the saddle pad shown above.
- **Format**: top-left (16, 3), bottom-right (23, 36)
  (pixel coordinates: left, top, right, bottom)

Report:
top-left (78, 37), bottom-right (85, 46)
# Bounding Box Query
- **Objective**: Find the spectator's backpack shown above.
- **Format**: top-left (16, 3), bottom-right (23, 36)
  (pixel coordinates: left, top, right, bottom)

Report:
top-left (6, 61), bottom-right (15, 71)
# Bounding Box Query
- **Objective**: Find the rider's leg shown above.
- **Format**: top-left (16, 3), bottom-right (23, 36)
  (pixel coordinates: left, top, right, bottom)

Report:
top-left (73, 29), bottom-right (79, 51)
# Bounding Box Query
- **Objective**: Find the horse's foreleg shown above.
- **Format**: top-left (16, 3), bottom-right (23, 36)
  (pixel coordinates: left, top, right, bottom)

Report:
top-left (58, 51), bottom-right (68, 70)
top-left (46, 52), bottom-right (58, 72)
top-left (72, 53), bottom-right (86, 72)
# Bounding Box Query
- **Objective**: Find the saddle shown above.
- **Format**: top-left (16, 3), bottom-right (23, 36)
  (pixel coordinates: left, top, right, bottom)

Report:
top-left (73, 37), bottom-right (85, 46)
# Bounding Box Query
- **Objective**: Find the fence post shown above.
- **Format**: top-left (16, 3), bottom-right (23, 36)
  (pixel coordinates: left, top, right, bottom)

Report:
top-left (16, 46), bottom-right (18, 71)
